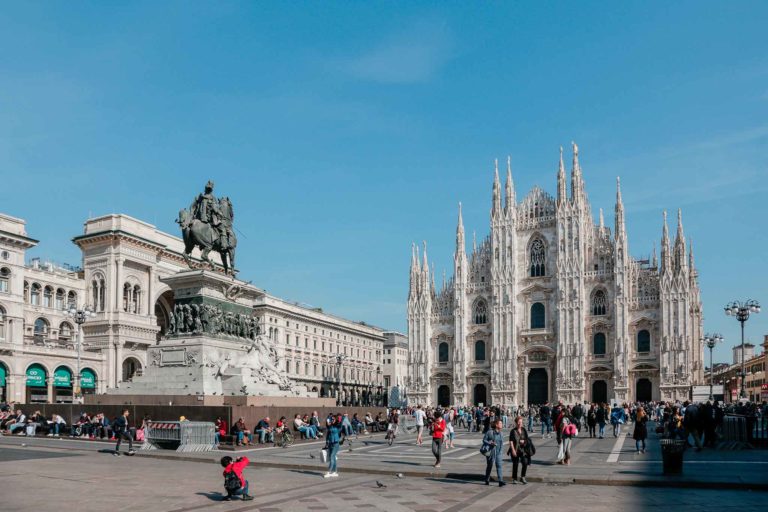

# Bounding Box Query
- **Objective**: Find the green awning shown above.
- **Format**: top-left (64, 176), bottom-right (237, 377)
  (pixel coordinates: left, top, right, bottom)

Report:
top-left (0, 365), bottom-right (6, 387)
top-left (54, 367), bottom-right (72, 387)
top-left (26, 364), bottom-right (47, 387)
top-left (80, 368), bottom-right (96, 389)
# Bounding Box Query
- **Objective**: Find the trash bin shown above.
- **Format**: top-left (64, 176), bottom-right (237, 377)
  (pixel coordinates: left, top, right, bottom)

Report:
top-left (660, 438), bottom-right (686, 474)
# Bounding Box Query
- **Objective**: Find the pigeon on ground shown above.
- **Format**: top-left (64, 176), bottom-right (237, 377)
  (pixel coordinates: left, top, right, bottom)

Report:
top-left (376, 481), bottom-right (387, 488)
top-left (395, 473), bottom-right (404, 479)
top-left (309, 453), bottom-right (315, 459)
top-left (21, 443), bottom-right (27, 447)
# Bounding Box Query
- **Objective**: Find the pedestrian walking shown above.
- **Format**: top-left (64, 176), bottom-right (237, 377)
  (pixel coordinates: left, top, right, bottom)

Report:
top-left (539, 402), bottom-right (552, 438)
top-left (587, 404), bottom-right (597, 438)
top-left (559, 416), bottom-right (576, 465)
top-left (482, 419), bottom-right (506, 486)
top-left (414, 405), bottom-right (426, 446)
top-left (112, 409), bottom-right (135, 457)
top-left (633, 407), bottom-right (648, 453)
top-left (323, 414), bottom-right (342, 478)
top-left (610, 403), bottom-right (626, 437)
top-left (508, 416), bottom-right (531, 484)
top-left (431, 410), bottom-right (446, 468)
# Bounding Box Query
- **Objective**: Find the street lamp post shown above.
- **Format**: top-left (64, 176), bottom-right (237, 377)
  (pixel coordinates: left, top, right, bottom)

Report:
top-left (702, 333), bottom-right (723, 400)
top-left (335, 354), bottom-right (347, 406)
top-left (724, 300), bottom-right (760, 400)
top-left (376, 366), bottom-right (382, 406)
top-left (67, 304), bottom-right (95, 400)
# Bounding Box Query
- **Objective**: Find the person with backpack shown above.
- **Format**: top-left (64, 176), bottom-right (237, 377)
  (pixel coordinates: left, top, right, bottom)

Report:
top-left (587, 404), bottom-right (597, 438)
top-left (508, 415), bottom-right (531, 484)
top-left (610, 403), bottom-right (626, 437)
top-left (220, 456), bottom-right (253, 501)
top-left (112, 409), bottom-right (135, 457)
top-left (481, 418), bottom-right (506, 486)
top-left (539, 402), bottom-right (552, 438)
top-left (560, 416), bottom-right (577, 465)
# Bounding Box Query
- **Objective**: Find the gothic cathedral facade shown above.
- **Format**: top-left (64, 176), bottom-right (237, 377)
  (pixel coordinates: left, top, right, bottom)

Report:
top-left (406, 145), bottom-right (704, 407)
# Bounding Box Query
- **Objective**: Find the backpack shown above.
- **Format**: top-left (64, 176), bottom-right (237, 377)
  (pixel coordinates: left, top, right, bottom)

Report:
top-left (224, 470), bottom-right (241, 493)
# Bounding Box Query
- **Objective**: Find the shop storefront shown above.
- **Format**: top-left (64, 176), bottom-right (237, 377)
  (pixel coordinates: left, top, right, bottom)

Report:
top-left (80, 368), bottom-right (96, 396)
top-left (53, 366), bottom-right (73, 403)
top-left (26, 364), bottom-right (48, 403)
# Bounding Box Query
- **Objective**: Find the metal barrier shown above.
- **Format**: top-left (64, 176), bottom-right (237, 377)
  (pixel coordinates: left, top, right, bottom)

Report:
top-left (142, 421), bottom-right (216, 452)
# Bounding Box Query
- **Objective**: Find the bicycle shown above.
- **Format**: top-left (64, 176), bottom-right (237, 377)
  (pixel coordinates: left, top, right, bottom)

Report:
top-left (275, 429), bottom-right (294, 448)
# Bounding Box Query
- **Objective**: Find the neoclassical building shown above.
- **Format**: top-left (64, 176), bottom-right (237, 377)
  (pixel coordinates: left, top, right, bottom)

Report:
top-left (0, 211), bottom-right (386, 405)
top-left (407, 145), bottom-right (704, 407)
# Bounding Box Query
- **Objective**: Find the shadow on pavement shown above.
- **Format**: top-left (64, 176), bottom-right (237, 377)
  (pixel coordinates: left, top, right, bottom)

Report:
top-left (196, 491), bottom-right (227, 501)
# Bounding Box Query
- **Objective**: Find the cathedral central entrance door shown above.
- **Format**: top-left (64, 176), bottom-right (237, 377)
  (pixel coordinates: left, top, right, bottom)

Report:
top-left (437, 385), bottom-right (451, 407)
top-left (473, 384), bottom-right (487, 406)
top-left (527, 368), bottom-right (548, 405)
top-left (636, 378), bottom-right (652, 402)
top-left (592, 380), bottom-right (608, 404)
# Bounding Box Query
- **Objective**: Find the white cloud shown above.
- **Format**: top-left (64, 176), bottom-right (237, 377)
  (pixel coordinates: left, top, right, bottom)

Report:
top-left (342, 21), bottom-right (453, 84)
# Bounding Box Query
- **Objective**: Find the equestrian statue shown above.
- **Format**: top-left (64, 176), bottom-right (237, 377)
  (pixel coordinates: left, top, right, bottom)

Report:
top-left (177, 180), bottom-right (238, 275)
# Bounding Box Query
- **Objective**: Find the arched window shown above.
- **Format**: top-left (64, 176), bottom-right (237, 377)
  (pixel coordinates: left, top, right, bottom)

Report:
top-left (0, 306), bottom-right (6, 340)
top-left (530, 302), bottom-right (545, 329)
top-left (438, 342), bottom-right (449, 363)
top-left (637, 330), bottom-right (651, 353)
top-left (591, 289), bottom-right (607, 316)
top-left (132, 285), bottom-right (141, 314)
top-left (31, 283), bottom-right (41, 306)
top-left (59, 322), bottom-right (73, 341)
top-left (474, 300), bottom-right (487, 324)
top-left (55, 289), bottom-right (65, 310)
top-left (34, 317), bottom-right (49, 337)
top-left (475, 340), bottom-right (486, 361)
top-left (43, 286), bottom-right (53, 308)
top-left (123, 283), bottom-right (131, 312)
top-left (593, 333), bottom-right (606, 355)
top-left (529, 238), bottom-right (546, 277)
top-left (0, 267), bottom-right (10, 293)
top-left (67, 291), bottom-right (76, 310)
top-left (99, 279), bottom-right (106, 311)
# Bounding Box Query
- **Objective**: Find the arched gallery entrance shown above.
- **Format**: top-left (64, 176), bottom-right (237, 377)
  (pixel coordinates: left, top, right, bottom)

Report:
top-left (437, 385), bottom-right (451, 407)
top-left (636, 378), bottom-right (652, 402)
top-left (527, 368), bottom-right (548, 405)
top-left (473, 384), bottom-right (487, 406)
top-left (592, 380), bottom-right (608, 404)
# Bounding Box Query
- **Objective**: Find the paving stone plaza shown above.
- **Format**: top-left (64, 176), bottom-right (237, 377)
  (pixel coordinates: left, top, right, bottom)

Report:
top-left (1, 426), bottom-right (765, 511)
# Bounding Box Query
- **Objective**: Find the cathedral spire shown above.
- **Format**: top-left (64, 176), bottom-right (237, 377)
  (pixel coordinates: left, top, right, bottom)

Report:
top-left (615, 176), bottom-right (626, 239)
top-left (455, 202), bottom-right (465, 258)
top-left (557, 146), bottom-right (567, 206)
top-left (661, 210), bottom-right (671, 273)
top-left (492, 158), bottom-right (502, 219)
top-left (473, 230), bottom-right (477, 254)
top-left (570, 141), bottom-right (583, 204)
top-left (652, 241), bottom-right (658, 268)
top-left (505, 155), bottom-right (516, 214)
top-left (422, 240), bottom-right (429, 273)
top-left (431, 262), bottom-right (436, 293)
top-left (674, 208), bottom-right (687, 271)
top-left (599, 208), bottom-right (605, 230)
top-left (689, 237), bottom-right (697, 276)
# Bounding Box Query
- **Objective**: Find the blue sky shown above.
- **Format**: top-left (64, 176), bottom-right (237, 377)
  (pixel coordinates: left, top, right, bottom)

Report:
top-left (1, 2), bottom-right (766, 364)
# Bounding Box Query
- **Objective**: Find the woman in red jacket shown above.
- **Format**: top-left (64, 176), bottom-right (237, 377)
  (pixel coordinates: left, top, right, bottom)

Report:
top-left (431, 410), bottom-right (446, 468)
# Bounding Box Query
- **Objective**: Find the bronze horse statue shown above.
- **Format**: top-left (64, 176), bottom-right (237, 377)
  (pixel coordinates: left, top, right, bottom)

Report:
top-left (176, 197), bottom-right (237, 275)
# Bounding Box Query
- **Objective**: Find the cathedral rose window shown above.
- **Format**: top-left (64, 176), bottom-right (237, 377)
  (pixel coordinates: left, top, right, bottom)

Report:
top-left (591, 289), bottom-right (607, 316)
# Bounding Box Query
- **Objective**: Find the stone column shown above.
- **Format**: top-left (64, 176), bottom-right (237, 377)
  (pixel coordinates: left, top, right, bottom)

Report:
top-left (147, 266), bottom-right (154, 317)
top-left (46, 377), bottom-right (54, 404)
top-left (114, 257), bottom-right (124, 313)
top-left (114, 341), bottom-right (123, 387)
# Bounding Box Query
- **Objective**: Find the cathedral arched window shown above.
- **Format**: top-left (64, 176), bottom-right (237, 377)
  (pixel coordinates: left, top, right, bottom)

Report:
top-left (0, 267), bottom-right (10, 293)
top-left (593, 333), bottom-right (606, 355)
top-left (530, 302), bottom-right (545, 329)
top-left (55, 288), bottom-right (65, 310)
top-left (637, 330), bottom-right (651, 353)
top-left (31, 283), bottom-right (41, 306)
top-left (474, 300), bottom-right (487, 324)
top-left (529, 238), bottom-right (546, 277)
top-left (43, 286), bottom-right (53, 308)
top-left (438, 342), bottom-right (449, 363)
top-left (474, 340), bottom-right (486, 361)
top-left (591, 289), bottom-right (607, 316)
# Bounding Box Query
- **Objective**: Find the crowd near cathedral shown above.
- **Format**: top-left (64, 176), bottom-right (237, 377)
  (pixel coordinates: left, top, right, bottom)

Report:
top-left (407, 144), bottom-right (704, 407)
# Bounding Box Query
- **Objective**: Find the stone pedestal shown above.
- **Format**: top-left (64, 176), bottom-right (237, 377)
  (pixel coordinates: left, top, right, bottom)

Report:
top-left (108, 270), bottom-right (312, 398)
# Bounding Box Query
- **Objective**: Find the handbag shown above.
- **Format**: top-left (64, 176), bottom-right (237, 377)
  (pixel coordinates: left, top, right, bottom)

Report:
top-left (479, 441), bottom-right (492, 457)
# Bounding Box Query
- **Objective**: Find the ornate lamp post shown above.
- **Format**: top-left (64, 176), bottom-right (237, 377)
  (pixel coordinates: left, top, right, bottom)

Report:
top-left (724, 300), bottom-right (760, 400)
top-left (376, 366), bottom-right (382, 406)
top-left (702, 333), bottom-right (723, 400)
top-left (335, 354), bottom-right (347, 406)
top-left (67, 304), bottom-right (95, 399)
